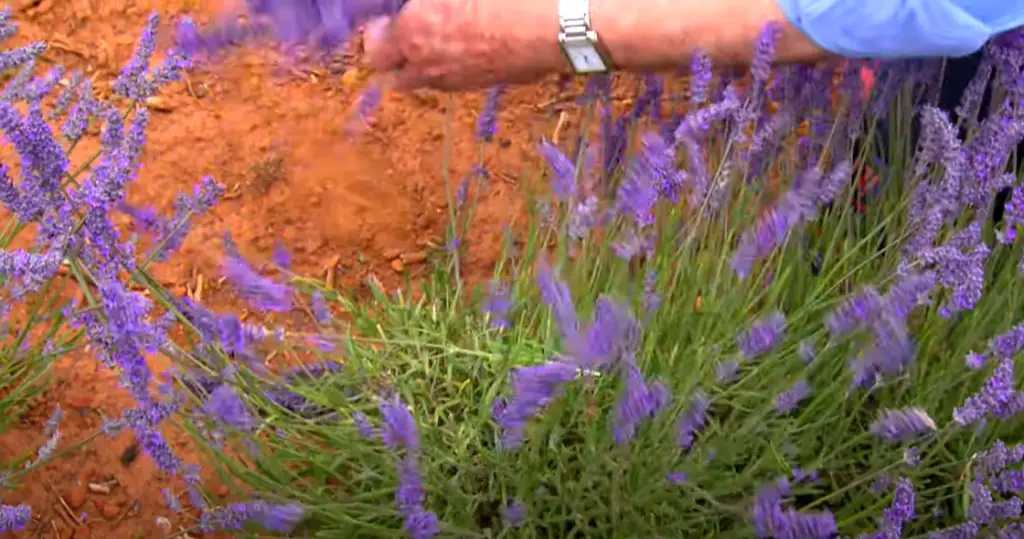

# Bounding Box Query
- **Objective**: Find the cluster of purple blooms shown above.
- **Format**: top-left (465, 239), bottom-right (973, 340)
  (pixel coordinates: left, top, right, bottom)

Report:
top-left (2, 0), bottom-right (1024, 536)
top-left (0, 11), bottom-right (305, 534)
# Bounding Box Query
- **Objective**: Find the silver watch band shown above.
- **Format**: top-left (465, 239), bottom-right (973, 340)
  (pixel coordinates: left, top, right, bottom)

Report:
top-left (558, 0), bottom-right (593, 34)
top-left (557, 0), bottom-right (612, 74)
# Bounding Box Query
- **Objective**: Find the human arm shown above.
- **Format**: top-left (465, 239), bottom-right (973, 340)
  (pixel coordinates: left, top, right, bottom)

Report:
top-left (589, 0), bottom-right (1024, 75)
top-left (363, 0), bottom-right (1024, 91)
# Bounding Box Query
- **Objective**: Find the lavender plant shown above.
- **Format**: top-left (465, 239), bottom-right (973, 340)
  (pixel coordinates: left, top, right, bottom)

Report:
top-left (173, 22), bottom-right (1024, 539)
top-left (0, 10), bottom-right (305, 536)
top-left (4, 4), bottom-right (1024, 539)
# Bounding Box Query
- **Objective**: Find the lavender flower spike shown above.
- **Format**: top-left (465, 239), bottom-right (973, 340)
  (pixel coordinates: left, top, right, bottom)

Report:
top-left (869, 407), bottom-right (937, 444)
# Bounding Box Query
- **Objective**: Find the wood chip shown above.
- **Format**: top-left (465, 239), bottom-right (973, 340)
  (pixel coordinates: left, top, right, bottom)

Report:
top-left (552, 110), bottom-right (568, 145)
top-left (86, 483), bottom-right (110, 494)
top-left (194, 273), bottom-right (204, 302)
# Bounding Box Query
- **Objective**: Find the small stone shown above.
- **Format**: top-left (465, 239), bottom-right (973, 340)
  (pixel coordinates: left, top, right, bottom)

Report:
top-left (66, 485), bottom-right (87, 509)
top-left (401, 251), bottom-right (427, 264)
top-left (390, 259), bottom-right (404, 273)
top-left (70, 525), bottom-right (90, 539)
top-left (381, 248), bottom-right (401, 260)
top-left (143, 96), bottom-right (175, 112)
top-left (100, 501), bottom-right (120, 520)
top-left (213, 484), bottom-right (230, 498)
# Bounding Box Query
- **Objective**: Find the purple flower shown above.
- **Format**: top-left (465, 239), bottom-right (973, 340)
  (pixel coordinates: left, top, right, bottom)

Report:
top-left (849, 313), bottom-right (915, 391)
top-left (616, 132), bottom-right (682, 227)
top-left (0, 504), bottom-right (30, 533)
top-left (826, 287), bottom-right (883, 339)
top-left (204, 385), bottom-right (256, 431)
top-left (536, 261), bottom-right (579, 341)
top-left (775, 379), bottom-right (811, 416)
top-left (731, 162), bottom-right (850, 278)
top-left (858, 478), bottom-right (915, 539)
top-left (568, 195), bottom-right (599, 240)
top-left (752, 477), bottom-right (837, 539)
top-left (0, 101), bottom-right (70, 222)
top-left (915, 234), bottom-right (989, 317)
top-left (612, 360), bottom-right (670, 444)
top-left (74, 280), bottom-right (165, 403)
top-left (311, 291), bottom-right (331, 324)
top-left (798, 340), bottom-right (817, 364)
top-left (976, 440), bottom-right (1024, 483)
top-left (751, 23), bottom-right (781, 88)
top-left (121, 176), bottom-right (223, 262)
top-left (0, 38), bottom-right (44, 74)
top-left (113, 13), bottom-right (159, 100)
top-left (715, 359), bottom-right (741, 384)
top-left (954, 358), bottom-right (1024, 427)
top-left (355, 83), bottom-right (383, 125)
top-left (477, 85), bottom-right (505, 141)
top-left (0, 250), bottom-right (62, 296)
top-left (989, 321), bottom-right (1024, 359)
top-left (272, 240), bottom-right (290, 268)
top-left (738, 311), bottom-right (786, 360)
top-left (222, 246), bottom-right (292, 312)
top-left (689, 49), bottom-right (713, 106)
top-left (484, 280), bottom-right (512, 330)
top-left (379, 393), bottom-right (420, 453)
top-left (395, 456), bottom-right (426, 509)
top-left (538, 140), bottom-right (577, 202)
top-left (402, 505), bottom-right (441, 539)
top-left (677, 390), bottom-right (710, 451)
top-left (493, 360), bottom-right (578, 450)
top-left (869, 407), bottom-right (937, 444)
top-left (161, 487), bottom-right (183, 513)
top-left (667, 471), bottom-right (689, 485)
top-left (501, 499), bottom-right (526, 528)
top-left (200, 501), bottom-right (305, 533)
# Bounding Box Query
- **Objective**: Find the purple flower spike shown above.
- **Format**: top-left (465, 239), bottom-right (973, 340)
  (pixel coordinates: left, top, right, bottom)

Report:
top-left (869, 407), bottom-right (937, 444)
top-left (379, 394), bottom-right (420, 453)
top-left (0, 505), bottom-right (31, 533)
top-left (738, 311), bottom-right (787, 360)
top-left (676, 390), bottom-right (710, 451)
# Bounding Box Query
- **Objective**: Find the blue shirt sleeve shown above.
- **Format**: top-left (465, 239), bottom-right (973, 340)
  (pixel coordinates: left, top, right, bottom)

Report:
top-left (775, 0), bottom-right (1024, 58)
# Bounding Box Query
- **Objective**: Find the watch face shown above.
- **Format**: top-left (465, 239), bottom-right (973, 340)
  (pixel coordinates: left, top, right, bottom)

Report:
top-left (564, 41), bottom-right (607, 74)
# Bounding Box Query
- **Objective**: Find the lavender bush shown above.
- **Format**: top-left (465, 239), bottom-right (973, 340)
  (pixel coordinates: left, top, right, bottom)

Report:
top-left (0, 11), bottom-right (305, 535)
top-left (3, 3), bottom-right (1024, 539)
top-left (167, 19), bottom-right (1024, 538)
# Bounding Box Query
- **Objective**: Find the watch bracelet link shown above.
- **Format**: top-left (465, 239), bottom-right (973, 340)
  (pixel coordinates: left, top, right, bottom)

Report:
top-left (557, 0), bottom-right (614, 73)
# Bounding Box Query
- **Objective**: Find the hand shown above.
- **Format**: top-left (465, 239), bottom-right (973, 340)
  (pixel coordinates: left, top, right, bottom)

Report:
top-left (363, 0), bottom-right (568, 91)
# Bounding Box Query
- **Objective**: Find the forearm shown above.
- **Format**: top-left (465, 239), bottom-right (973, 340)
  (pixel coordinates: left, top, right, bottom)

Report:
top-left (515, 0), bottom-right (831, 75)
top-left (591, 0), bottom-right (829, 70)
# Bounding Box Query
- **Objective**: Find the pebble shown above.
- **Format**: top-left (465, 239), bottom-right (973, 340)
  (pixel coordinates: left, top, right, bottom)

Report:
top-left (390, 259), bottom-right (404, 273)
top-left (70, 525), bottom-right (90, 539)
top-left (100, 501), bottom-right (120, 520)
top-left (401, 251), bottom-right (427, 264)
top-left (214, 484), bottom-right (230, 498)
top-left (66, 485), bottom-right (87, 510)
top-left (143, 96), bottom-right (175, 112)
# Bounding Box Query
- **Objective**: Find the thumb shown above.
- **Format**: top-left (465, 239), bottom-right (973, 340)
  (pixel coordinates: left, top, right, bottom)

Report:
top-left (363, 16), bottom-right (405, 72)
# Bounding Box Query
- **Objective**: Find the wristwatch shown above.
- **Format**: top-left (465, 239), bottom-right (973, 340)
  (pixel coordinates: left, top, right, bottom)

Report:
top-left (557, 0), bottom-right (612, 74)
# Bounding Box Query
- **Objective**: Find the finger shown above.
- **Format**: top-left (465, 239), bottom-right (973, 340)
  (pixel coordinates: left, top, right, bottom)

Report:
top-left (363, 17), bottom-right (406, 72)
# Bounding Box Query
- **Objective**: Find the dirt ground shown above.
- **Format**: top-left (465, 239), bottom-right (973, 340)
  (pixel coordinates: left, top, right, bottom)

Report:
top-left (0, 0), bottom-right (574, 537)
